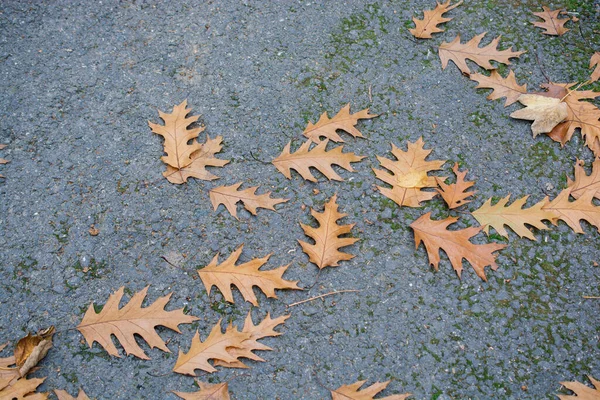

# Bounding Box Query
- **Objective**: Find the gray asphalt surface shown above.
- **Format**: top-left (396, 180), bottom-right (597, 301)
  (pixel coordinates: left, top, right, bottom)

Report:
top-left (1, 1), bottom-right (599, 399)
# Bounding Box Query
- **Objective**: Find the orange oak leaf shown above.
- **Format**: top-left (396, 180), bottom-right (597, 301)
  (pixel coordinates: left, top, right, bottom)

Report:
top-left (272, 140), bottom-right (364, 182)
top-left (591, 53), bottom-right (600, 83)
top-left (567, 158), bottom-right (600, 200)
top-left (470, 70), bottom-right (527, 106)
top-left (532, 6), bottom-right (570, 36)
top-left (173, 321), bottom-right (250, 375)
top-left (214, 312), bottom-right (289, 369)
top-left (543, 188), bottom-right (600, 234)
top-left (0, 377), bottom-right (47, 400)
top-left (410, 213), bottom-right (507, 280)
top-left (77, 286), bottom-right (199, 360)
top-left (209, 182), bottom-right (288, 220)
top-left (174, 380), bottom-right (231, 400)
top-left (540, 82), bottom-right (600, 156)
top-left (298, 195), bottom-right (358, 270)
top-left (439, 33), bottom-right (525, 75)
top-left (54, 389), bottom-right (90, 400)
top-left (303, 103), bottom-right (377, 143)
top-left (471, 195), bottom-right (557, 240)
top-left (409, 0), bottom-right (462, 39)
top-left (331, 380), bottom-right (411, 400)
top-left (557, 375), bottom-right (600, 400)
top-left (373, 138), bottom-right (446, 207)
top-left (435, 162), bottom-right (476, 209)
top-left (197, 245), bottom-right (300, 306)
top-left (149, 100), bottom-right (203, 170)
top-left (164, 135), bottom-right (229, 184)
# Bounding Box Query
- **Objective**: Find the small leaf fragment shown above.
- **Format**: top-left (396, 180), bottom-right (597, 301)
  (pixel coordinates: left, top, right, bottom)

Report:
top-left (54, 389), bottom-right (91, 400)
top-left (409, 0), bottom-right (462, 39)
top-left (331, 379), bottom-right (411, 400)
top-left (557, 375), bottom-right (600, 399)
top-left (510, 94), bottom-right (568, 137)
top-left (209, 182), bottom-right (288, 219)
top-left (590, 52), bottom-right (600, 83)
top-left (532, 6), bottom-right (570, 36)
top-left (173, 380), bottom-right (231, 400)
top-left (303, 103), bottom-right (377, 143)
top-left (435, 162), bottom-right (476, 209)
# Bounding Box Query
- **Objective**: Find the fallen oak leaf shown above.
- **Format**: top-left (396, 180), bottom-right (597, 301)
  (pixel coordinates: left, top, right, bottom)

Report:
top-left (470, 70), bottom-right (527, 106)
top-left (510, 94), bottom-right (568, 137)
top-left (590, 53), bottom-right (600, 83)
top-left (0, 376), bottom-right (47, 400)
top-left (77, 286), bottom-right (199, 360)
top-left (471, 195), bottom-right (556, 240)
top-left (163, 135), bottom-right (229, 184)
top-left (331, 380), bottom-right (411, 400)
top-left (435, 162), bottom-right (476, 209)
top-left (543, 188), bottom-right (600, 234)
top-left (532, 6), bottom-right (570, 36)
top-left (272, 140), bottom-right (365, 182)
top-left (214, 312), bottom-right (289, 368)
top-left (438, 33), bottom-right (525, 75)
top-left (373, 137), bottom-right (446, 208)
top-left (197, 245), bottom-right (300, 306)
top-left (298, 195), bottom-right (358, 270)
top-left (557, 375), bottom-right (600, 399)
top-left (209, 182), bottom-right (288, 220)
top-left (173, 321), bottom-right (250, 375)
top-left (409, 0), bottom-right (463, 39)
top-left (410, 213), bottom-right (506, 281)
top-left (303, 103), bottom-right (377, 143)
top-left (567, 158), bottom-right (600, 200)
top-left (173, 380), bottom-right (231, 400)
top-left (54, 389), bottom-right (91, 400)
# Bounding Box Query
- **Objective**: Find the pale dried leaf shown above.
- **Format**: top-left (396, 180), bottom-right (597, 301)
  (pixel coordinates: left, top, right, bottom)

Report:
top-left (15, 326), bottom-right (55, 378)
top-left (435, 162), bottom-right (476, 209)
top-left (303, 103), bottom-right (377, 143)
top-left (373, 137), bottom-right (446, 207)
top-left (54, 389), bottom-right (91, 400)
top-left (409, 0), bottom-right (462, 39)
top-left (567, 158), bottom-right (600, 200)
top-left (557, 375), bottom-right (600, 399)
top-left (214, 312), bottom-right (289, 368)
top-left (532, 6), bottom-right (570, 36)
top-left (510, 94), bottom-right (568, 137)
top-left (174, 380), bottom-right (231, 400)
top-left (209, 182), bottom-right (288, 220)
top-left (198, 246), bottom-right (300, 306)
top-left (164, 135), bottom-right (229, 184)
top-left (471, 195), bottom-right (557, 240)
top-left (470, 70), bottom-right (527, 106)
top-left (591, 53), bottom-right (600, 83)
top-left (272, 140), bottom-right (365, 182)
top-left (0, 158), bottom-right (8, 164)
top-left (0, 144), bottom-right (6, 149)
top-left (173, 322), bottom-right (251, 375)
top-left (543, 189), bottom-right (600, 234)
top-left (410, 213), bottom-right (506, 281)
top-left (298, 195), bottom-right (358, 269)
top-left (438, 33), bottom-right (525, 75)
top-left (0, 376), bottom-right (47, 400)
top-left (77, 286), bottom-right (199, 360)
top-left (331, 380), bottom-right (411, 400)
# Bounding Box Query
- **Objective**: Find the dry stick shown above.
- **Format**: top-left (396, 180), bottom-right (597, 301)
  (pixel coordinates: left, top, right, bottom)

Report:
top-left (287, 289), bottom-right (360, 307)
top-left (583, 295), bottom-right (600, 299)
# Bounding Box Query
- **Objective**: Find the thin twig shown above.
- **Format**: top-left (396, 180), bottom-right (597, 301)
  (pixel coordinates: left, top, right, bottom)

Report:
top-left (161, 256), bottom-right (181, 269)
top-left (249, 151), bottom-right (271, 165)
top-left (535, 51), bottom-right (551, 84)
top-left (583, 295), bottom-right (600, 299)
top-left (368, 85), bottom-right (373, 103)
top-left (287, 289), bottom-right (360, 307)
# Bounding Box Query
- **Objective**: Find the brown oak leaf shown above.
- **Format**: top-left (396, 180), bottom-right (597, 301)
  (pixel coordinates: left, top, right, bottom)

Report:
top-left (0, 345), bottom-right (18, 391)
top-left (298, 195), bottom-right (358, 270)
top-left (209, 182), bottom-right (288, 220)
top-left (163, 135), bottom-right (229, 184)
top-left (567, 158), bottom-right (600, 200)
top-left (409, 0), bottom-right (462, 39)
top-left (591, 53), bottom-right (600, 83)
top-left (77, 286), bottom-right (199, 360)
top-left (54, 389), bottom-right (91, 400)
top-left (272, 140), bottom-right (365, 182)
top-left (532, 6), bottom-right (570, 36)
top-left (0, 377), bottom-right (47, 400)
top-left (510, 94), bottom-right (569, 137)
top-left (543, 188), bottom-right (600, 234)
top-left (435, 162), bottom-right (476, 209)
top-left (214, 312), bottom-right (289, 369)
top-left (303, 103), bottom-right (377, 143)
top-left (410, 213), bottom-right (507, 280)
top-left (557, 375), bottom-right (600, 400)
top-left (173, 321), bottom-right (250, 375)
top-left (373, 137), bottom-right (446, 207)
top-left (439, 33), bottom-right (525, 75)
top-left (14, 326), bottom-right (55, 378)
top-left (197, 245), bottom-right (300, 306)
top-left (331, 380), bottom-right (411, 400)
top-left (470, 70), bottom-right (527, 106)
top-left (472, 195), bottom-right (556, 240)
top-left (174, 380), bottom-right (231, 400)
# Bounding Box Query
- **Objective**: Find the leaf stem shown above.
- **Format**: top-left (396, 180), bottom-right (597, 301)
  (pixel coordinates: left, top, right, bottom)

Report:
top-left (287, 289), bottom-right (360, 307)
